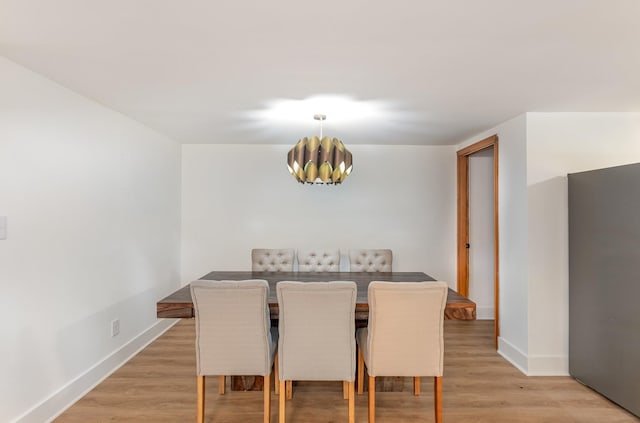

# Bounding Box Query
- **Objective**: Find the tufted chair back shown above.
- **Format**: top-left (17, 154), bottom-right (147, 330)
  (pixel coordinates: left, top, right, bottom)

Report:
top-left (297, 248), bottom-right (340, 271)
top-left (349, 249), bottom-right (393, 272)
top-left (251, 248), bottom-right (295, 272)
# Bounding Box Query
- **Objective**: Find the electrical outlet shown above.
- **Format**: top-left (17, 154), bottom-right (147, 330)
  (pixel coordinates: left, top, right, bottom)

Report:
top-left (0, 216), bottom-right (6, 240)
top-left (111, 319), bottom-right (120, 337)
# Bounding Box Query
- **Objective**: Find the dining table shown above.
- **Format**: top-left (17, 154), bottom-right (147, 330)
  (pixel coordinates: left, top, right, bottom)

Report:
top-left (156, 270), bottom-right (476, 392)
top-left (157, 270), bottom-right (476, 321)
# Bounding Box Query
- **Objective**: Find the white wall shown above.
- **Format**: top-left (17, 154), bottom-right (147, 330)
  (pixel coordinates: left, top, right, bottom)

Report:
top-left (526, 112), bottom-right (640, 375)
top-left (0, 58), bottom-right (182, 423)
top-left (181, 144), bottom-right (457, 284)
top-left (459, 112), bottom-right (640, 376)
top-left (458, 114), bottom-right (530, 371)
top-left (468, 148), bottom-right (495, 319)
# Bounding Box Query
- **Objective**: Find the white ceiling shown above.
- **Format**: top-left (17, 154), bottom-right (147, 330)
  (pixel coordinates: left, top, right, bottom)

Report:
top-left (1, 0), bottom-right (639, 145)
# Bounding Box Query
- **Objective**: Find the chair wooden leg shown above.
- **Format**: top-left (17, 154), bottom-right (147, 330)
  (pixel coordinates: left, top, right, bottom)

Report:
top-left (434, 376), bottom-right (443, 423)
top-left (343, 381), bottom-right (349, 399)
top-left (368, 376), bottom-right (375, 423)
top-left (414, 376), bottom-right (421, 396)
top-left (197, 375), bottom-right (205, 423)
top-left (264, 373), bottom-right (271, 423)
top-left (279, 380), bottom-right (286, 423)
top-left (357, 346), bottom-right (365, 395)
top-left (286, 380), bottom-right (292, 400)
top-left (219, 375), bottom-right (225, 395)
top-left (274, 353), bottom-right (280, 395)
top-left (348, 381), bottom-right (355, 423)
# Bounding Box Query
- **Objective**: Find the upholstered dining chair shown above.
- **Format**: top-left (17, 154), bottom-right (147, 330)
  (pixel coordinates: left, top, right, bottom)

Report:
top-left (277, 281), bottom-right (357, 423)
top-left (252, 248), bottom-right (295, 271)
top-left (296, 248), bottom-right (340, 271)
top-left (348, 249), bottom-right (393, 272)
top-left (190, 279), bottom-right (278, 423)
top-left (356, 281), bottom-right (448, 423)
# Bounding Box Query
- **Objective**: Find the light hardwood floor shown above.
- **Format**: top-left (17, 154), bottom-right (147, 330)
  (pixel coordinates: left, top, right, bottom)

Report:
top-left (56, 320), bottom-right (638, 422)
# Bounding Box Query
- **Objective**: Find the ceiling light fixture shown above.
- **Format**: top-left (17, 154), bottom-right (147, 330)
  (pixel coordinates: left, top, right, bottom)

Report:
top-left (286, 114), bottom-right (353, 184)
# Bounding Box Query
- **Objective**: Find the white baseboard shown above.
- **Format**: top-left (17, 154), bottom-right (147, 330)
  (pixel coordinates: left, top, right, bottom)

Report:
top-left (497, 336), bottom-right (529, 375)
top-left (475, 306), bottom-right (495, 320)
top-left (14, 318), bottom-right (178, 423)
top-left (527, 354), bottom-right (569, 376)
top-left (498, 337), bottom-right (569, 376)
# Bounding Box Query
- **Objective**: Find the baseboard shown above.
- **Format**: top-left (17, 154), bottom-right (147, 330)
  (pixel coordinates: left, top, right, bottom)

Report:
top-left (497, 336), bottom-right (528, 375)
top-left (527, 354), bottom-right (569, 376)
top-left (498, 337), bottom-right (569, 376)
top-left (475, 306), bottom-right (495, 320)
top-left (13, 318), bottom-right (178, 423)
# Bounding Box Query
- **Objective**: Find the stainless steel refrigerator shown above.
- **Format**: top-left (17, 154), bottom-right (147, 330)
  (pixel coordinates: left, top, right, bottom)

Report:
top-left (569, 162), bottom-right (640, 417)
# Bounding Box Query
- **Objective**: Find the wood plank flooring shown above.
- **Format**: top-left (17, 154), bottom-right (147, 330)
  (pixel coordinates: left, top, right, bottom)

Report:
top-left (55, 320), bottom-right (638, 422)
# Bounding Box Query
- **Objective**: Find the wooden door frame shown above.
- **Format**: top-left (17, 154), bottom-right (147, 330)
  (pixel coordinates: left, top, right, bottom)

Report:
top-left (457, 134), bottom-right (500, 349)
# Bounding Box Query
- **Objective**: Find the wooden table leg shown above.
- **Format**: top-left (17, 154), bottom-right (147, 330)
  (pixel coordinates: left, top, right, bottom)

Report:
top-left (375, 376), bottom-right (405, 391)
top-left (231, 376), bottom-right (264, 391)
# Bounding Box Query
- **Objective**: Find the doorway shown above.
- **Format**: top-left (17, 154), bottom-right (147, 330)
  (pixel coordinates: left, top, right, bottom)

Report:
top-left (457, 135), bottom-right (499, 348)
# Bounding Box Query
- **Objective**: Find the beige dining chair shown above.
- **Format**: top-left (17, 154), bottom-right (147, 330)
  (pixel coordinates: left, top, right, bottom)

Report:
top-left (356, 281), bottom-right (448, 423)
top-left (348, 249), bottom-right (392, 272)
top-left (277, 281), bottom-right (357, 423)
top-left (296, 248), bottom-right (340, 271)
top-left (252, 248), bottom-right (295, 271)
top-left (190, 279), bottom-right (278, 423)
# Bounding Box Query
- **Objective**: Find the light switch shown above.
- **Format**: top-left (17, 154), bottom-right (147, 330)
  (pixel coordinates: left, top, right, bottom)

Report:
top-left (0, 216), bottom-right (6, 240)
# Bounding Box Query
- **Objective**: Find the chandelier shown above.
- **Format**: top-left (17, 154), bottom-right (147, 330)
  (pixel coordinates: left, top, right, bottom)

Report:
top-left (286, 114), bottom-right (353, 184)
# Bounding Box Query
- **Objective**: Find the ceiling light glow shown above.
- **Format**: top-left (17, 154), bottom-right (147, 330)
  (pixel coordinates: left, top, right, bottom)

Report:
top-left (248, 95), bottom-right (386, 124)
